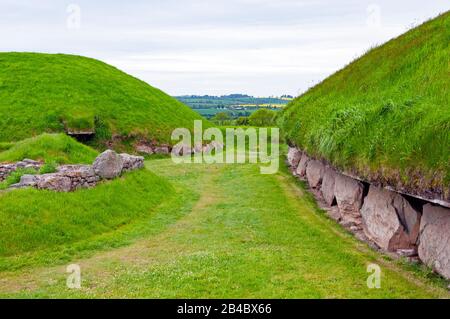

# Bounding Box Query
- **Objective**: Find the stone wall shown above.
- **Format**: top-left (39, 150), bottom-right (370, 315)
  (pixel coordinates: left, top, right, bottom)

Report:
top-left (287, 146), bottom-right (450, 280)
top-left (0, 159), bottom-right (42, 182)
top-left (135, 141), bottom-right (224, 156)
top-left (7, 150), bottom-right (144, 192)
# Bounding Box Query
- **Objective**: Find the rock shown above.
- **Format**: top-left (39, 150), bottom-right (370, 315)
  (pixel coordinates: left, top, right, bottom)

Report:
top-left (326, 206), bottom-right (341, 222)
top-left (360, 186), bottom-right (419, 251)
top-left (210, 141), bottom-right (224, 151)
top-left (58, 165), bottom-right (95, 177)
top-left (8, 183), bottom-right (24, 189)
top-left (135, 144), bottom-right (154, 155)
top-left (354, 230), bottom-right (368, 242)
top-left (321, 167), bottom-right (337, 206)
top-left (203, 144), bottom-right (213, 154)
top-left (18, 174), bottom-right (38, 187)
top-left (153, 145), bottom-right (170, 154)
top-left (93, 150), bottom-right (124, 179)
top-left (306, 160), bottom-right (325, 189)
top-left (8, 175), bottom-right (38, 189)
top-left (0, 161), bottom-right (41, 182)
top-left (193, 143), bottom-right (203, 154)
top-left (15, 161), bottom-right (27, 168)
top-left (120, 154), bottom-right (145, 171)
top-left (287, 147), bottom-right (301, 167)
top-left (202, 141), bottom-right (223, 154)
top-left (334, 173), bottom-right (364, 226)
top-left (418, 204), bottom-right (450, 279)
top-left (394, 194), bottom-right (421, 245)
top-left (6, 152), bottom-right (143, 193)
top-left (22, 159), bottom-right (40, 165)
top-left (396, 249), bottom-right (417, 257)
top-left (36, 174), bottom-right (72, 192)
top-left (295, 153), bottom-right (310, 177)
top-left (172, 144), bottom-right (193, 156)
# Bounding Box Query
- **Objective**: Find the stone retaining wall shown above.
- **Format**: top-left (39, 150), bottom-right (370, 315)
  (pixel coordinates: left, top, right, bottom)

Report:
top-left (287, 146), bottom-right (450, 280)
top-left (7, 150), bottom-right (144, 192)
top-left (0, 159), bottom-right (42, 182)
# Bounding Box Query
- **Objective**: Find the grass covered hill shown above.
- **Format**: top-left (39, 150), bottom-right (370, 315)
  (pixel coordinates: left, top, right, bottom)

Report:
top-left (280, 12), bottom-right (450, 200)
top-left (0, 52), bottom-right (208, 147)
top-left (0, 133), bottom-right (98, 164)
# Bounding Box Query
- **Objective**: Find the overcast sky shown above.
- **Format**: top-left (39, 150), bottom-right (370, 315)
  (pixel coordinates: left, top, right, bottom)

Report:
top-left (0, 0), bottom-right (448, 96)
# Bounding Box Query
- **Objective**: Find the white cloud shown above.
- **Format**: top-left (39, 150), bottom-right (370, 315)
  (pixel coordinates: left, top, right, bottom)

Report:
top-left (0, 0), bottom-right (448, 95)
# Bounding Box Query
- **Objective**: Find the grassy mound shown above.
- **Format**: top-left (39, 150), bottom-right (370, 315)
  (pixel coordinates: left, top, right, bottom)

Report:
top-left (0, 52), bottom-right (208, 147)
top-left (0, 133), bottom-right (98, 164)
top-left (0, 169), bottom-right (173, 257)
top-left (280, 12), bottom-right (449, 198)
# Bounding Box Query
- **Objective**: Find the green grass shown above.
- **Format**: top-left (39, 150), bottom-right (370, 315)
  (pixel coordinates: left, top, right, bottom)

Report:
top-left (280, 12), bottom-right (450, 195)
top-left (0, 169), bottom-right (174, 267)
top-left (0, 133), bottom-right (98, 164)
top-left (0, 142), bottom-right (14, 152)
top-left (0, 167), bottom-right (39, 190)
top-left (0, 153), bottom-right (447, 298)
top-left (0, 52), bottom-right (209, 147)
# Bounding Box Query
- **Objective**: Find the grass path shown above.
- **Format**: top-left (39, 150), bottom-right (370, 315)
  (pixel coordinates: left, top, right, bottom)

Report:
top-left (0, 159), bottom-right (448, 298)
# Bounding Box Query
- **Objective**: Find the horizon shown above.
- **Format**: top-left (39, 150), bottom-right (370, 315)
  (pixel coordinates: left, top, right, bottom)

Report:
top-left (0, 1), bottom-right (448, 96)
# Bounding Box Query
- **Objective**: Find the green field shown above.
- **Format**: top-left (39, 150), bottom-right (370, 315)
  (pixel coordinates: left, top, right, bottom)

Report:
top-left (0, 53), bottom-right (208, 148)
top-left (194, 108), bottom-right (253, 118)
top-left (176, 94), bottom-right (288, 119)
top-left (0, 150), bottom-right (448, 298)
top-left (280, 12), bottom-right (450, 196)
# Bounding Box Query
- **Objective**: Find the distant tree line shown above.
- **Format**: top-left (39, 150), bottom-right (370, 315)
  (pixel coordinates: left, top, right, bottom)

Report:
top-left (211, 109), bottom-right (277, 127)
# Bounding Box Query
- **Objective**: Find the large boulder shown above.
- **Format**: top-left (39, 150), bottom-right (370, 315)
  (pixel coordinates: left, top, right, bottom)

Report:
top-left (9, 174), bottom-right (38, 189)
top-left (306, 160), bottom-right (325, 189)
top-left (295, 153), bottom-right (310, 177)
top-left (321, 167), bottom-right (337, 206)
top-left (93, 150), bottom-right (123, 179)
top-left (287, 147), bottom-right (302, 168)
top-left (36, 174), bottom-right (72, 192)
top-left (394, 194), bottom-right (421, 245)
top-left (418, 204), bottom-right (450, 279)
top-left (334, 173), bottom-right (364, 225)
top-left (360, 186), bottom-right (420, 251)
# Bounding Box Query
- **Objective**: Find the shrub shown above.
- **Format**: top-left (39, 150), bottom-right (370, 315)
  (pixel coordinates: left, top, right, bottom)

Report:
top-left (39, 161), bottom-right (57, 174)
top-left (249, 109), bottom-right (277, 127)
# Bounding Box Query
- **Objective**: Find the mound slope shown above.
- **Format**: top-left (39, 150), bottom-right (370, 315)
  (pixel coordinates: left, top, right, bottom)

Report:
top-left (0, 52), bottom-right (208, 147)
top-left (280, 12), bottom-right (450, 201)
